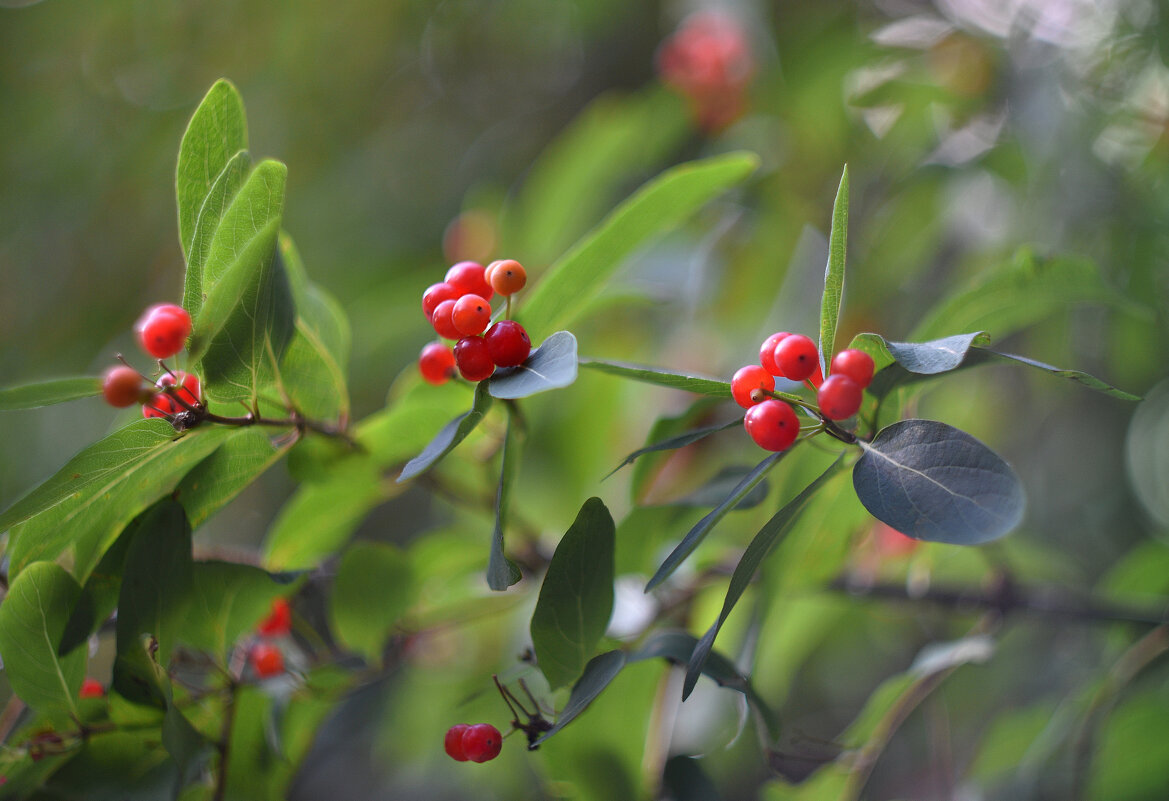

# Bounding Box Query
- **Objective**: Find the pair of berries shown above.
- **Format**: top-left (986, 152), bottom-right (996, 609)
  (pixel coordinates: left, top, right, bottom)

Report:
top-left (418, 260), bottom-right (532, 385)
top-left (249, 597), bottom-right (293, 678)
top-left (444, 723), bottom-right (503, 763)
top-left (732, 332), bottom-right (875, 451)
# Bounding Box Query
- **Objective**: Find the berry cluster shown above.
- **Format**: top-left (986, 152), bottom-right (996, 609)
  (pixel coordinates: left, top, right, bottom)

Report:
top-left (101, 303), bottom-right (205, 423)
top-left (249, 597), bottom-right (292, 678)
top-left (418, 260), bottom-right (532, 384)
top-left (656, 10), bottom-right (754, 132)
top-left (732, 332), bottom-right (875, 452)
top-left (444, 723), bottom-right (503, 763)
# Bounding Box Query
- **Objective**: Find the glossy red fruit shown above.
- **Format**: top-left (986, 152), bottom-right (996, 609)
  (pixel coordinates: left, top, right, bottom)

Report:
top-left (743, 399), bottom-right (800, 451)
top-left (142, 394), bottom-right (176, 419)
top-left (135, 304), bottom-right (191, 359)
top-left (774, 334), bottom-right (819, 382)
top-left (454, 336), bottom-right (495, 382)
top-left (730, 364), bottom-right (774, 409)
top-left (79, 678), bottom-right (105, 699)
top-left (156, 371), bottom-right (201, 408)
top-left (102, 366), bottom-right (145, 408)
top-left (445, 724), bottom-right (471, 761)
top-left (759, 331), bottom-right (790, 376)
top-left (431, 299), bottom-right (462, 340)
top-left (485, 259), bottom-right (527, 296)
top-left (419, 342), bottom-right (457, 385)
top-left (462, 723), bottom-right (503, 763)
top-left (829, 349), bottom-right (875, 389)
top-left (250, 642), bottom-right (284, 678)
top-left (445, 261), bottom-right (494, 301)
top-left (422, 282), bottom-right (460, 320)
top-left (452, 294), bottom-right (493, 336)
top-left (256, 597), bottom-right (292, 637)
top-left (483, 320), bottom-right (531, 367)
top-left (817, 374), bottom-right (863, 420)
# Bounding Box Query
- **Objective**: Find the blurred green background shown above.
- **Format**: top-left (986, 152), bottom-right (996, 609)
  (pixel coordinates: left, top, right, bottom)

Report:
top-left (2, 1), bottom-right (1168, 799)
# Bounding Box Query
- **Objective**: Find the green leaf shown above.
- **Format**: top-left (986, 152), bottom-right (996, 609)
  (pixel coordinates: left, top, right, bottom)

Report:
top-left (184, 149), bottom-right (251, 318)
top-left (819, 166), bottom-right (849, 372)
top-left (176, 79), bottom-right (248, 261)
top-left (671, 464), bottom-right (773, 509)
top-left (531, 497), bottom-right (616, 689)
top-left (58, 518), bottom-right (137, 656)
top-left (329, 543), bottom-right (415, 665)
top-left (183, 561), bottom-right (287, 660)
top-left (0, 561), bottom-right (84, 716)
top-left (520, 151), bottom-right (759, 341)
top-left (176, 427), bottom-right (285, 528)
top-left (396, 381), bottom-right (493, 482)
top-left (487, 331), bottom-right (578, 399)
top-left (646, 451), bottom-right (785, 592)
top-left (3, 421), bottom-right (234, 582)
top-left (0, 376), bottom-right (101, 411)
top-left (38, 730), bottom-right (178, 800)
top-left (662, 755), bottom-right (723, 801)
top-left (685, 456), bottom-right (845, 699)
top-left (975, 348), bottom-right (1141, 401)
top-left (534, 649), bottom-right (627, 746)
top-left (580, 358), bottom-right (731, 397)
top-left (487, 410), bottom-right (522, 590)
top-left (607, 417), bottom-right (740, 480)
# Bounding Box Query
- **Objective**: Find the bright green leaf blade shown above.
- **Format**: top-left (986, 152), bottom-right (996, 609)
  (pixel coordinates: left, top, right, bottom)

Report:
top-left (531, 497), bottom-right (616, 689)
top-left (487, 410), bottom-right (522, 591)
top-left (183, 561), bottom-right (286, 659)
top-left (818, 165), bottom-right (849, 373)
top-left (684, 456), bottom-right (845, 699)
top-left (0, 376), bottom-right (101, 411)
top-left (487, 331), bottom-right (578, 399)
top-left (177, 427), bottom-right (285, 528)
top-left (5, 422), bottom-right (234, 582)
top-left (184, 150), bottom-right (251, 317)
top-left (534, 649), bottom-right (627, 746)
top-left (520, 151), bottom-right (759, 341)
top-left (646, 450), bottom-right (785, 592)
top-left (0, 562), bottom-right (84, 716)
top-left (176, 79), bottom-right (248, 260)
top-left (396, 381), bottom-right (493, 482)
top-left (329, 543), bottom-right (415, 665)
top-left (579, 358), bottom-right (730, 397)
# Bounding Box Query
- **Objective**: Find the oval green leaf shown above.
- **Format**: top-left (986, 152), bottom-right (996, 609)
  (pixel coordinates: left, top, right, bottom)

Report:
top-left (329, 543), bottom-right (415, 665)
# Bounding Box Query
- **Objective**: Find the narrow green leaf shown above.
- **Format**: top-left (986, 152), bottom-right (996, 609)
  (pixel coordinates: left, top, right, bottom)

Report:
top-left (0, 562), bottom-right (84, 716)
top-left (818, 165), bottom-right (849, 373)
top-left (183, 561), bottom-right (287, 660)
top-left (176, 79), bottom-right (248, 260)
top-left (685, 457), bottom-right (845, 699)
top-left (531, 497), bottom-right (616, 689)
top-left (534, 649), bottom-right (627, 746)
top-left (0, 376), bottom-right (101, 411)
top-left (671, 464), bottom-right (773, 510)
top-left (520, 151), bottom-right (759, 341)
top-left (580, 358), bottom-right (730, 397)
top-left (975, 348), bottom-right (1141, 401)
top-left (646, 451), bottom-right (785, 592)
top-left (184, 150), bottom-right (251, 317)
top-left (329, 543), bottom-right (415, 665)
top-left (396, 381), bottom-right (493, 482)
top-left (487, 410), bottom-right (522, 590)
top-left (176, 427), bottom-right (285, 528)
top-left (3, 422), bottom-right (234, 583)
top-left (607, 418), bottom-right (740, 479)
top-left (487, 331), bottom-right (578, 399)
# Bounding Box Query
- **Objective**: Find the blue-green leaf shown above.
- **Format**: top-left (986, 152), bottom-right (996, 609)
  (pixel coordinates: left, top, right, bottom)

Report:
top-left (534, 650), bottom-right (627, 746)
top-left (488, 331), bottom-right (578, 399)
top-left (396, 381), bottom-right (493, 482)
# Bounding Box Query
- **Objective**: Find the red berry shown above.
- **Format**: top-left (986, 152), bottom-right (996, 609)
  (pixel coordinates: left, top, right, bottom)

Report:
top-left (454, 336), bottom-right (495, 382)
top-left (445, 261), bottom-right (494, 301)
top-left (483, 320), bottom-right (531, 367)
top-left (142, 393), bottom-right (176, 419)
top-left (485, 259), bottom-right (527, 296)
top-left (135, 304), bottom-right (192, 359)
top-left (79, 678), bottom-right (105, 699)
top-left (817, 375), bottom-right (863, 420)
top-left (419, 342), bottom-right (457, 385)
top-left (422, 282), bottom-right (460, 320)
top-left (452, 294), bottom-right (493, 336)
top-left (774, 334), bottom-right (819, 382)
top-left (250, 642), bottom-right (284, 678)
top-left (730, 364), bottom-right (774, 409)
top-left (829, 349), bottom-right (875, 389)
top-left (743, 399), bottom-right (799, 451)
top-left (462, 723), bottom-right (503, 763)
top-left (445, 724), bottom-right (471, 761)
top-left (156, 371), bottom-right (200, 408)
top-left (431, 299), bottom-right (462, 340)
top-left (256, 597), bottom-right (292, 637)
top-left (759, 332), bottom-right (790, 376)
top-left (102, 366), bottom-right (145, 408)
